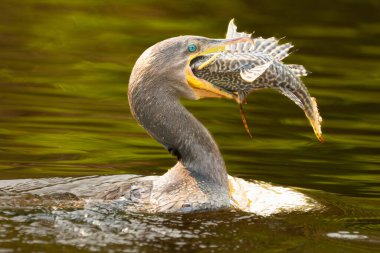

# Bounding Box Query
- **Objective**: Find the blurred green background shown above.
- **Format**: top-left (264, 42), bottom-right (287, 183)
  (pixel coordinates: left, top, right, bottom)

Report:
top-left (0, 0), bottom-right (379, 199)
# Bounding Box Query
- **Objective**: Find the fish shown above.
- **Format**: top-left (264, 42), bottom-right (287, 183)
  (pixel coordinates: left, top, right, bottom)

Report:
top-left (190, 19), bottom-right (323, 142)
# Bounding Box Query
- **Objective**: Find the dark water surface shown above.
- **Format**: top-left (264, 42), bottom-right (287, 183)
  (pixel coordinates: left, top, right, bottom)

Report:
top-left (0, 0), bottom-right (379, 252)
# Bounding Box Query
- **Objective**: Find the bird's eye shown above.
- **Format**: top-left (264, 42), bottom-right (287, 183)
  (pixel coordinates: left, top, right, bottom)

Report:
top-left (187, 44), bottom-right (197, 53)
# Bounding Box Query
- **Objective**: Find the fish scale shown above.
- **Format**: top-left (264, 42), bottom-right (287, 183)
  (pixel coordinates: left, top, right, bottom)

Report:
top-left (190, 20), bottom-right (323, 142)
top-left (192, 53), bottom-right (310, 107)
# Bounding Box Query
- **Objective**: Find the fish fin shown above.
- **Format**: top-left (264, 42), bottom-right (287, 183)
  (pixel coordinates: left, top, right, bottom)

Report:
top-left (239, 103), bottom-right (252, 139)
top-left (238, 91), bottom-right (248, 104)
top-left (240, 60), bottom-right (273, 82)
top-left (226, 19), bottom-right (236, 40)
top-left (254, 37), bottom-right (277, 54)
top-left (277, 87), bottom-right (305, 110)
top-left (226, 19), bottom-right (254, 52)
top-left (226, 20), bottom-right (294, 61)
top-left (271, 43), bottom-right (294, 60)
top-left (287, 64), bottom-right (309, 77)
top-left (251, 38), bottom-right (293, 60)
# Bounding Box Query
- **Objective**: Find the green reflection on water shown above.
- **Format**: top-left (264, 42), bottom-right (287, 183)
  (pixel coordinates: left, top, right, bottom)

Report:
top-left (0, 0), bottom-right (379, 196)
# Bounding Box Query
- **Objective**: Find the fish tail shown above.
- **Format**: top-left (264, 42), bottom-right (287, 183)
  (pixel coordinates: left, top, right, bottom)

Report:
top-left (306, 97), bottom-right (323, 142)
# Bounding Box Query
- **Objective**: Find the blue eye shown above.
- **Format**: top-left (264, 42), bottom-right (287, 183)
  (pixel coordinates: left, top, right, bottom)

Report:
top-left (188, 44), bottom-right (197, 52)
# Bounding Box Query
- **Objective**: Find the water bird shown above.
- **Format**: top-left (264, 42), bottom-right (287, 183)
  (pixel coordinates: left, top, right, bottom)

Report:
top-left (0, 20), bottom-right (322, 215)
top-left (98, 20), bottom-right (323, 213)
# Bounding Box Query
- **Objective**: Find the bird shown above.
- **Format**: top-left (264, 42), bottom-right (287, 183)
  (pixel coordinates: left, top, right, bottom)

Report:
top-left (98, 21), bottom-right (322, 213)
top-left (100, 36), bottom-right (252, 213)
top-left (0, 21), bottom-right (320, 215)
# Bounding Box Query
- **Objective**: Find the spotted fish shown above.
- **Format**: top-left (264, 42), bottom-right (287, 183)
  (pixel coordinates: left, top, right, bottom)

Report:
top-left (191, 19), bottom-right (323, 142)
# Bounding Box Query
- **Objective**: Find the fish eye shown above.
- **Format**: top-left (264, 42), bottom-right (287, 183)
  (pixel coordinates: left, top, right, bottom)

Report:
top-left (187, 44), bottom-right (197, 53)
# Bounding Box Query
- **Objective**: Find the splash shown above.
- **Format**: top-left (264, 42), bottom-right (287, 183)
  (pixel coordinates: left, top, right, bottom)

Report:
top-left (228, 175), bottom-right (321, 216)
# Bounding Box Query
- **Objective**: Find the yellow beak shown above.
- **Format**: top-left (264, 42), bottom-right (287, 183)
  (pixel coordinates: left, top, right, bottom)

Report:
top-left (186, 37), bottom-right (253, 100)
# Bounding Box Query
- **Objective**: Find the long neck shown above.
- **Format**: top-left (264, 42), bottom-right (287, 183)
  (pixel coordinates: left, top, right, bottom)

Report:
top-left (128, 77), bottom-right (228, 189)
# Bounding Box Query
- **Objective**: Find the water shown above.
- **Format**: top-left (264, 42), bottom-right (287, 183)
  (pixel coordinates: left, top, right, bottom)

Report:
top-left (0, 0), bottom-right (379, 252)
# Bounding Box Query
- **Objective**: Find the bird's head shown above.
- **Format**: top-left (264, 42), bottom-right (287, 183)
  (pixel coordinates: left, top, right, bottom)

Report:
top-left (129, 35), bottom-right (251, 100)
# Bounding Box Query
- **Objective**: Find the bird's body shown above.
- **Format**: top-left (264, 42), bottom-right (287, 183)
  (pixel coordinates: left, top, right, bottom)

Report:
top-left (100, 162), bottom-right (230, 213)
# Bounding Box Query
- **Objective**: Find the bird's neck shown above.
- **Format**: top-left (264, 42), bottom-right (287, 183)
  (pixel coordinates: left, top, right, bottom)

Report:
top-left (128, 79), bottom-right (228, 189)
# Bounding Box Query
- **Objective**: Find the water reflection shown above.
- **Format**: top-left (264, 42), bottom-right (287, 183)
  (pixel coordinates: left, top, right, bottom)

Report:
top-left (1, 199), bottom-right (379, 252)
